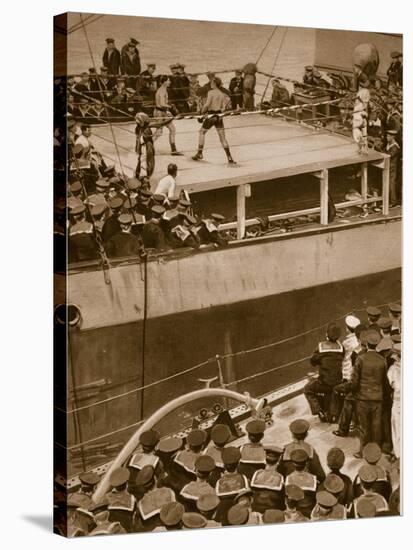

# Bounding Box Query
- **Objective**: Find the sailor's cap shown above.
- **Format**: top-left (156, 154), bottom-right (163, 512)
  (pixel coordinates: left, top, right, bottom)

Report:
top-left (367, 306), bottom-right (381, 317)
top-left (290, 448), bottom-right (309, 464)
top-left (169, 195), bottom-right (180, 202)
top-left (264, 444), bottom-right (283, 455)
top-left (327, 447), bottom-right (345, 469)
top-left (285, 484), bottom-right (304, 501)
top-left (179, 198), bottom-right (191, 207)
top-left (100, 66), bottom-right (108, 72)
top-left (170, 63), bottom-right (180, 70)
top-left (305, 65), bottom-right (314, 71)
top-left (135, 465), bottom-right (155, 486)
top-left (366, 330), bottom-right (381, 346)
top-left (316, 490), bottom-right (337, 508)
top-left (183, 213), bottom-right (197, 225)
top-left (227, 504), bottom-right (249, 525)
top-left (70, 181), bottom-right (82, 194)
top-left (391, 333), bottom-right (402, 344)
top-left (141, 189), bottom-right (153, 198)
top-left (151, 205), bottom-right (166, 216)
top-left (345, 315), bottom-right (360, 329)
top-left (129, 38), bottom-right (140, 45)
top-left (160, 502), bottom-right (184, 526)
top-left (197, 494), bottom-right (220, 512)
top-left (389, 303), bottom-right (402, 313)
top-left (105, 38), bottom-right (115, 43)
top-left (222, 446), bottom-right (241, 466)
top-left (377, 317), bottom-right (392, 329)
top-left (126, 177), bottom-right (140, 190)
top-left (157, 436), bottom-right (183, 454)
top-left (140, 429), bottom-right (160, 447)
top-left (182, 512), bottom-right (207, 529)
top-left (362, 442), bottom-right (382, 464)
top-left (195, 455), bottom-right (216, 474)
top-left (210, 212), bottom-right (225, 222)
top-left (147, 62), bottom-right (156, 68)
top-left (187, 429), bottom-right (208, 447)
top-left (246, 419), bottom-right (266, 435)
top-left (118, 213), bottom-right (132, 226)
top-left (95, 178), bottom-right (109, 189)
top-left (391, 51), bottom-right (402, 58)
top-left (289, 418), bottom-right (310, 436)
top-left (386, 128), bottom-right (398, 135)
top-left (211, 423), bottom-right (231, 445)
top-left (109, 196), bottom-right (123, 209)
top-left (123, 197), bottom-right (137, 209)
top-left (91, 204), bottom-right (106, 217)
top-left (263, 509), bottom-right (285, 523)
top-left (324, 473), bottom-right (344, 495)
top-left (393, 343), bottom-right (402, 355)
top-left (110, 467), bottom-right (130, 488)
top-left (71, 204), bottom-right (86, 216)
top-left (109, 177), bottom-right (121, 186)
top-left (126, 87), bottom-right (136, 94)
top-left (79, 472), bottom-right (100, 486)
top-left (153, 194), bottom-right (165, 203)
top-left (359, 464), bottom-right (378, 484)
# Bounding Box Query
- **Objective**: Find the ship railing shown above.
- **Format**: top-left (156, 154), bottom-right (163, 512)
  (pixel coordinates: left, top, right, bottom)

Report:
top-left (219, 196), bottom-right (384, 233)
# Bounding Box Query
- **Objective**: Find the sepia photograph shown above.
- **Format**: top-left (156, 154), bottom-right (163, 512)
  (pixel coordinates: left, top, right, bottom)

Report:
top-left (53, 10), bottom-right (402, 538)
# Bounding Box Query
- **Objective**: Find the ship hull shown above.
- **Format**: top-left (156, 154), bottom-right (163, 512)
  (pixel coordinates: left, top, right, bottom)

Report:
top-left (60, 217), bottom-right (401, 474)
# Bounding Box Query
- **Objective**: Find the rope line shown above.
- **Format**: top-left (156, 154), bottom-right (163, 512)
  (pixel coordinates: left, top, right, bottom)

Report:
top-left (225, 355), bottom-right (312, 386)
top-left (255, 27), bottom-right (278, 66)
top-left (63, 299), bottom-right (400, 416)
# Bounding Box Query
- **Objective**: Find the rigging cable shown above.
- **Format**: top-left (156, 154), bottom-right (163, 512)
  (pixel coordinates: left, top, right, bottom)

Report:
top-left (259, 26), bottom-right (289, 104)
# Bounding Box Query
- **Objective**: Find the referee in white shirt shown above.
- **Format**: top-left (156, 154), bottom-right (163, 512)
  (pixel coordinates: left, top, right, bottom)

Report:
top-left (154, 163), bottom-right (178, 199)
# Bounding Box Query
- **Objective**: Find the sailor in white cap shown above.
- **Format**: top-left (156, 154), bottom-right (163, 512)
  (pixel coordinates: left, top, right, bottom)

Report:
top-left (341, 315), bottom-right (361, 381)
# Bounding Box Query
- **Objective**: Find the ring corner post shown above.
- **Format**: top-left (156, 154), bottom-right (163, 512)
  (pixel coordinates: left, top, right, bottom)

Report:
top-left (382, 155), bottom-right (390, 215)
top-left (236, 184), bottom-right (247, 239)
top-left (318, 168), bottom-right (329, 226)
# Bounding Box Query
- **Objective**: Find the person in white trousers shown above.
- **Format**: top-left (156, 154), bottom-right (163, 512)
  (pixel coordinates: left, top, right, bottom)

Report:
top-left (387, 343), bottom-right (401, 459)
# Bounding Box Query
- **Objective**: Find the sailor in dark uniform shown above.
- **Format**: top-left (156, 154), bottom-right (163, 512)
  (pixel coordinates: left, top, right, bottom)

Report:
top-left (89, 505), bottom-right (126, 536)
top-left (304, 322), bottom-right (344, 422)
top-left (238, 419), bottom-right (267, 481)
top-left (105, 213), bottom-right (141, 258)
top-left (285, 449), bottom-right (317, 518)
top-left (197, 213), bottom-right (228, 247)
top-left (101, 196), bottom-right (123, 243)
top-left (353, 443), bottom-right (391, 501)
top-left (156, 436), bottom-right (183, 493)
top-left (387, 51), bottom-right (402, 88)
top-left (196, 494), bottom-right (222, 528)
top-left (229, 70), bottom-right (244, 109)
top-left (173, 429), bottom-right (208, 491)
top-left (169, 213), bottom-right (201, 249)
top-left (97, 66), bottom-right (114, 101)
top-left (366, 305), bottom-right (382, 333)
top-left (142, 205), bottom-right (170, 250)
top-left (320, 448), bottom-right (353, 507)
top-left (68, 204), bottom-right (99, 263)
top-left (175, 64), bottom-right (190, 113)
top-left (284, 484), bottom-right (309, 523)
top-left (278, 419), bottom-right (325, 482)
top-left (350, 465), bottom-right (389, 518)
top-left (386, 129), bottom-right (401, 206)
top-left (102, 38), bottom-right (121, 80)
top-left (388, 302), bottom-right (402, 335)
top-left (106, 467), bottom-right (136, 532)
top-left (139, 63), bottom-right (157, 105)
top-left (303, 65), bottom-right (315, 86)
top-left (152, 502), bottom-right (185, 532)
top-left (310, 490), bottom-right (342, 521)
top-left (67, 472), bottom-right (101, 515)
top-left (73, 72), bottom-right (93, 101)
top-left (127, 429), bottom-right (164, 497)
top-left (317, 474), bottom-right (347, 519)
top-left (135, 465), bottom-right (176, 532)
top-left (203, 423), bottom-right (231, 484)
top-left (180, 455), bottom-right (216, 511)
top-left (250, 444), bottom-right (284, 513)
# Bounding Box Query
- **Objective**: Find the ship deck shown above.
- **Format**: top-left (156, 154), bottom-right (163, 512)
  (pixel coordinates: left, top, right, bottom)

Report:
top-left (93, 114), bottom-right (387, 193)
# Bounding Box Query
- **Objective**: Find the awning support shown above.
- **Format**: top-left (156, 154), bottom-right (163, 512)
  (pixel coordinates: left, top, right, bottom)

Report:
top-left (315, 168), bottom-right (329, 225)
top-left (237, 184), bottom-right (247, 239)
top-left (361, 162), bottom-right (368, 199)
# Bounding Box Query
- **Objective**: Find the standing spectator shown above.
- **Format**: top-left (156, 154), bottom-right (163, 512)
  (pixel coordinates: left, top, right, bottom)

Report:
top-left (387, 51), bottom-right (402, 89)
top-left (387, 343), bottom-right (401, 459)
top-left (351, 330), bottom-right (389, 458)
top-left (229, 70), bottom-right (244, 109)
top-left (139, 63), bottom-right (157, 106)
top-left (242, 63), bottom-right (257, 111)
top-left (73, 72), bottom-right (92, 101)
top-left (386, 129), bottom-right (400, 206)
top-left (188, 74), bottom-right (201, 112)
top-left (121, 37), bottom-right (141, 64)
top-left (102, 38), bottom-right (121, 81)
top-left (175, 64), bottom-right (190, 113)
top-left (121, 42), bottom-right (141, 88)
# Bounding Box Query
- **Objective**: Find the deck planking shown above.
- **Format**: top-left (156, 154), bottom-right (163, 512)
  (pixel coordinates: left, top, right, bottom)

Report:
top-left (92, 114), bottom-right (386, 194)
